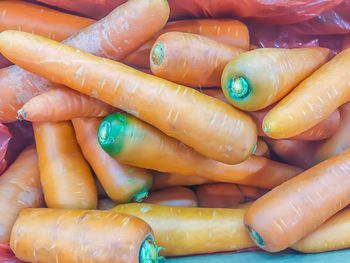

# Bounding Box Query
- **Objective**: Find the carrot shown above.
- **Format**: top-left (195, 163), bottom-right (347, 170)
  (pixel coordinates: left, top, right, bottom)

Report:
top-left (123, 19), bottom-right (250, 68)
top-left (142, 186), bottom-right (198, 207)
top-left (33, 121), bottom-right (97, 209)
top-left (263, 48), bottom-right (350, 139)
top-left (221, 47), bottom-right (331, 111)
top-left (342, 34), bottom-right (350, 50)
top-left (234, 201), bottom-right (254, 209)
top-left (254, 139), bottom-right (270, 158)
top-left (196, 183), bottom-right (267, 208)
top-left (150, 32), bottom-right (244, 88)
top-left (244, 149), bottom-right (350, 252)
top-left (72, 117), bottom-right (153, 203)
top-left (98, 198), bottom-right (117, 210)
top-left (152, 173), bottom-right (212, 190)
top-left (18, 87), bottom-right (116, 122)
top-left (291, 209), bottom-right (350, 253)
top-left (0, 146), bottom-right (44, 244)
top-left (10, 208), bottom-right (162, 263)
top-left (315, 102), bottom-right (350, 163)
top-left (0, 0), bottom-right (170, 123)
top-left (98, 112), bottom-right (301, 189)
top-left (0, 31), bottom-right (257, 164)
top-left (112, 203), bottom-right (255, 256)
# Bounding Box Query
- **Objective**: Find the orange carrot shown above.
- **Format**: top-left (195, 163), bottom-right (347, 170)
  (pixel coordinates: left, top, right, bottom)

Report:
top-left (10, 208), bottom-right (161, 263)
top-left (0, 31), bottom-right (257, 164)
top-left (0, 146), bottom-right (44, 244)
top-left (112, 203), bottom-right (255, 256)
top-left (152, 173), bottom-right (212, 190)
top-left (263, 48), bottom-right (350, 139)
top-left (19, 87), bottom-right (116, 121)
top-left (98, 198), bottom-right (117, 210)
top-left (72, 117), bottom-right (153, 203)
top-left (254, 139), bottom-right (270, 158)
top-left (33, 121), bottom-right (97, 209)
top-left (99, 113), bottom-right (301, 189)
top-left (0, 0), bottom-right (170, 123)
top-left (150, 32), bottom-right (244, 87)
top-left (221, 47), bottom-right (331, 111)
top-left (245, 149), bottom-right (350, 252)
top-left (142, 186), bottom-right (198, 207)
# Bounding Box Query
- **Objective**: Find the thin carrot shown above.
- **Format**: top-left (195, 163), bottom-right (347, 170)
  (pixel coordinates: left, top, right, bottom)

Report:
top-left (19, 87), bottom-right (116, 122)
top-left (0, 0), bottom-right (169, 123)
top-left (142, 186), bottom-right (198, 207)
top-left (244, 149), bottom-right (350, 252)
top-left (98, 113), bottom-right (301, 189)
top-left (10, 208), bottom-right (161, 263)
top-left (152, 173), bottom-right (212, 190)
top-left (112, 203), bottom-right (255, 256)
top-left (0, 31), bottom-right (257, 164)
top-left (33, 121), bottom-right (97, 209)
top-left (263, 48), bottom-right (350, 139)
top-left (98, 198), bottom-right (117, 210)
top-left (150, 32), bottom-right (244, 87)
top-left (254, 139), bottom-right (270, 158)
top-left (72, 117), bottom-right (153, 203)
top-left (0, 146), bottom-right (44, 244)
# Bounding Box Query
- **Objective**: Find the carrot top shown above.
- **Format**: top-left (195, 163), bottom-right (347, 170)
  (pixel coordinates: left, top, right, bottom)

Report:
top-left (151, 42), bottom-right (165, 66)
top-left (225, 75), bottom-right (251, 100)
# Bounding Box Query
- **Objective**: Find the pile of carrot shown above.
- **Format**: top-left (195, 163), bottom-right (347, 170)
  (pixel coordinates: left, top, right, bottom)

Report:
top-left (0, 0), bottom-right (350, 262)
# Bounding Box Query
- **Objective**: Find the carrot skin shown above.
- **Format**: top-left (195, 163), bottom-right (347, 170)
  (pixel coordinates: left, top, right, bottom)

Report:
top-left (151, 173), bottom-right (212, 190)
top-left (143, 187), bottom-right (198, 207)
top-left (98, 198), bottom-right (117, 210)
top-left (253, 139), bottom-right (270, 158)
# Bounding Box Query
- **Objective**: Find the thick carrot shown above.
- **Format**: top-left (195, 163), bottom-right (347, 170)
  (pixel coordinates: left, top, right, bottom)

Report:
top-left (33, 121), bottom-right (97, 209)
top-left (112, 203), bottom-right (255, 256)
top-left (19, 87), bottom-right (116, 122)
top-left (150, 32), bottom-right (244, 87)
top-left (152, 173), bottom-right (212, 190)
top-left (98, 198), bottom-right (117, 210)
top-left (244, 149), bottom-right (350, 252)
top-left (0, 31), bottom-right (257, 164)
top-left (291, 209), bottom-right (350, 253)
top-left (254, 139), bottom-right (270, 158)
top-left (142, 186), bottom-right (198, 207)
top-left (263, 48), bottom-right (350, 139)
top-left (0, 146), bottom-right (44, 244)
top-left (221, 47), bottom-right (331, 111)
top-left (99, 113), bottom-right (301, 189)
top-left (123, 19), bottom-right (250, 68)
top-left (196, 183), bottom-right (267, 208)
top-left (72, 117), bottom-right (153, 203)
top-left (315, 102), bottom-right (350, 163)
top-left (0, 0), bottom-right (169, 123)
top-left (10, 208), bottom-right (161, 263)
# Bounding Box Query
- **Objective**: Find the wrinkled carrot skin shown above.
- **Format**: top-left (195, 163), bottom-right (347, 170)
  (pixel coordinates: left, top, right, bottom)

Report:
top-left (72, 118), bottom-right (153, 203)
top-left (150, 32), bottom-right (244, 87)
top-left (254, 139), bottom-right (270, 158)
top-left (291, 209), bottom-right (350, 253)
top-left (112, 203), bottom-right (255, 256)
top-left (151, 173), bottom-right (212, 190)
top-left (1, 31), bottom-right (257, 164)
top-left (98, 198), bottom-right (117, 210)
top-left (10, 208), bottom-right (158, 263)
top-left (263, 48), bottom-right (350, 139)
top-left (99, 113), bottom-right (301, 189)
top-left (123, 19), bottom-right (249, 68)
top-left (221, 47), bottom-right (331, 111)
top-left (196, 183), bottom-right (266, 208)
top-left (0, 146), bottom-right (44, 244)
top-left (143, 186), bottom-right (198, 207)
top-left (315, 102), bottom-right (350, 163)
top-left (245, 149), bottom-right (350, 252)
top-left (19, 87), bottom-right (117, 121)
top-left (0, 0), bottom-right (169, 123)
top-left (33, 121), bottom-right (97, 209)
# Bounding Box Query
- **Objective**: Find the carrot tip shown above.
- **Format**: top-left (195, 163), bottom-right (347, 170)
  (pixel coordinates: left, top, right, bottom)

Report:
top-left (246, 225), bottom-right (264, 247)
top-left (151, 42), bottom-right (165, 66)
top-left (139, 234), bottom-right (164, 263)
top-left (226, 75), bottom-right (251, 100)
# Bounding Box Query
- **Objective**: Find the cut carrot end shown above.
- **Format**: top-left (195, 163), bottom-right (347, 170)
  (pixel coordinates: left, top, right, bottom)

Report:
top-left (139, 234), bottom-right (164, 263)
top-left (226, 75), bottom-right (251, 100)
top-left (246, 225), bottom-right (264, 248)
top-left (151, 42), bottom-right (165, 66)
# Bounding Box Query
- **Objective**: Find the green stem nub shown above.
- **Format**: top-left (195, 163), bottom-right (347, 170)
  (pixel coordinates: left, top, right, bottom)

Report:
top-left (151, 42), bottom-right (165, 66)
top-left (246, 225), bottom-right (264, 247)
top-left (132, 188), bottom-right (149, 203)
top-left (139, 235), bottom-right (164, 263)
top-left (227, 75), bottom-right (251, 100)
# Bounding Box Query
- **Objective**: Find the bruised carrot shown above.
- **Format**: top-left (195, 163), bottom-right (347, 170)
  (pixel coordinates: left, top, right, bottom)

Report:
top-left (0, 146), bottom-right (44, 243)
top-left (0, 31), bottom-right (257, 164)
top-left (0, 0), bottom-right (170, 123)
top-left (245, 149), bottom-right (350, 252)
top-left (98, 198), bottom-right (117, 210)
top-left (19, 87), bottom-right (116, 122)
top-left (254, 139), bottom-right (270, 158)
top-left (10, 208), bottom-right (162, 263)
top-left (315, 102), bottom-right (350, 163)
top-left (33, 121), bottom-right (97, 209)
top-left (99, 113), bottom-right (301, 189)
top-left (221, 47), bottom-right (331, 111)
top-left (143, 187), bottom-right (198, 207)
top-left (150, 32), bottom-right (244, 87)
top-left (152, 173), bottom-right (211, 190)
top-left (112, 203), bottom-right (255, 256)
top-left (72, 117), bottom-right (153, 203)
top-left (263, 48), bottom-right (350, 139)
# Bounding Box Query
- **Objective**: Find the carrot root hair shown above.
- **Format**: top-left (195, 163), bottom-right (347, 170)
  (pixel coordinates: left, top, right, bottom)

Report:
top-left (226, 75), bottom-right (251, 100)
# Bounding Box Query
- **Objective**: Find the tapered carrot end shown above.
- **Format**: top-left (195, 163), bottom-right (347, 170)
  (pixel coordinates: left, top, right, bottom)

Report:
top-left (151, 42), bottom-right (165, 66)
top-left (226, 75), bottom-right (251, 100)
top-left (246, 225), bottom-right (265, 248)
top-left (139, 234), bottom-right (164, 263)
